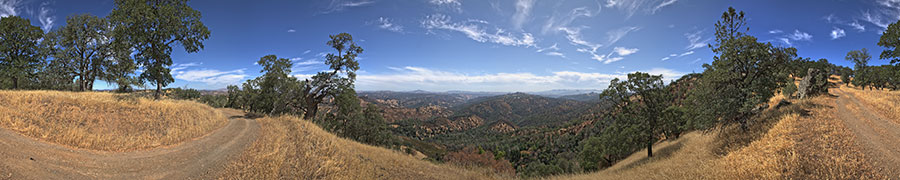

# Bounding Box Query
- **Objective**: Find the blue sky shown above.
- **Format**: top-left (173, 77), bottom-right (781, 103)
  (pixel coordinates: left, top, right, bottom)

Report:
top-left (1, 0), bottom-right (898, 91)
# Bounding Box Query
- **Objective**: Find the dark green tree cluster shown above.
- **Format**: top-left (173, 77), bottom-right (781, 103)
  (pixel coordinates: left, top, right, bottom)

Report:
top-left (579, 7), bottom-right (828, 173)
top-left (684, 7), bottom-right (796, 130)
top-left (846, 48), bottom-right (873, 89)
top-left (599, 72), bottom-right (673, 158)
top-left (0, 0), bottom-right (208, 96)
top-left (0, 16), bottom-right (48, 89)
top-left (227, 55), bottom-right (304, 114)
top-left (109, 0), bottom-right (210, 98)
top-left (579, 72), bottom-right (688, 171)
top-left (859, 20), bottom-right (900, 90)
top-left (844, 47), bottom-right (900, 90)
top-left (226, 33), bottom-right (396, 147)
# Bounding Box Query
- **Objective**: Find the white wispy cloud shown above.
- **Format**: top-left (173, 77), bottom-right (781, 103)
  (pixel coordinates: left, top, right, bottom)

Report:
top-left (831, 27), bottom-right (846, 39)
top-left (0, 0), bottom-right (20, 17)
top-left (607, 26), bottom-right (640, 46)
top-left (37, 2), bottom-right (53, 32)
top-left (559, 26), bottom-right (639, 64)
top-left (544, 52), bottom-right (566, 58)
top-left (322, 0), bottom-right (375, 14)
top-left (376, 17), bottom-right (404, 33)
top-left (605, 0), bottom-right (679, 18)
top-left (849, 21), bottom-right (866, 32)
top-left (823, 13), bottom-right (869, 33)
top-left (356, 66), bottom-right (685, 91)
top-left (287, 29), bottom-right (296, 33)
top-left (511, 0), bottom-right (535, 29)
top-left (558, 27), bottom-right (600, 51)
top-left (172, 62), bottom-right (247, 86)
top-left (422, 14), bottom-right (536, 47)
top-left (824, 14), bottom-right (837, 23)
top-left (295, 59), bottom-right (323, 65)
top-left (429, 0), bottom-right (462, 12)
top-left (859, 2), bottom-right (896, 31)
top-left (541, 6), bottom-right (597, 34)
top-left (651, 0), bottom-right (677, 14)
top-left (613, 47), bottom-right (639, 56)
top-left (536, 43), bottom-right (566, 58)
top-left (685, 30), bottom-right (711, 50)
top-left (768, 29), bottom-right (783, 34)
top-left (171, 62), bottom-right (202, 72)
top-left (591, 47), bottom-right (638, 64)
top-left (174, 69), bottom-right (248, 86)
top-left (788, 29), bottom-right (813, 41)
top-left (303, 50), bottom-right (311, 54)
top-left (691, 58), bottom-right (703, 64)
top-left (536, 43), bottom-right (560, 52)
top-left (778, 38), bottom-right (792, 46)
top-left (773, 29), bottom-right (813, 46)
top-left (660, 50), bottom-right (693, 61)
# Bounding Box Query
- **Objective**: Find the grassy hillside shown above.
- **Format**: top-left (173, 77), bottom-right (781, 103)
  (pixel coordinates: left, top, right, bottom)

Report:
top-left (219, 115), bottom-right (506, 179)
top-left (0, 90), bottom-right (227, 151)
top-left (455, 92), bottom-right (593, 127)
top-left (553, 92), bottom-right (883, 179)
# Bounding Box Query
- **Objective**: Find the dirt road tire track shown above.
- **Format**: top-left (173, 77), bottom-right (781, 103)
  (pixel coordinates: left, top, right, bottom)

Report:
top-left (0, 109), bottom-right (258, 180)
top-left (833, 88), bottom-right (900, 178)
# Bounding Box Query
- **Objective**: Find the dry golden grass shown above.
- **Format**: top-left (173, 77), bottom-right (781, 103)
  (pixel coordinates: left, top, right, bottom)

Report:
top-left (554, 95), bottom-right (882, 180)
top-left (840, 86), bottom-right (900, 123)
top-left (783, 96), bottom-right (882, 179)
top-left (219, 116), bottom-right (507, 180)
top-left (0, 90), bottom-right (227, 151)
top-left (551, 132), bottom-right (718, 180)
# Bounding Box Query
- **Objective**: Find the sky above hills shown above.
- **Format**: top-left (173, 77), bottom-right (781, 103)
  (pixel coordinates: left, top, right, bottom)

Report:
top-left (1, 0), bottom-right (898, 91)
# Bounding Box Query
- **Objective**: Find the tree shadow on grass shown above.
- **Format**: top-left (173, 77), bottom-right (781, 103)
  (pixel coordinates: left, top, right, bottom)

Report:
top-left (616, 139), bottom-right (686, 171)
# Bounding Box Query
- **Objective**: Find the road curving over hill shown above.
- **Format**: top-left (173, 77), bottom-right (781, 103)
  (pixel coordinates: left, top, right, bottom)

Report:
top-left (833, 88), bottom-right (900, 178)
top-left (0, 109), bottom-right (259, 179)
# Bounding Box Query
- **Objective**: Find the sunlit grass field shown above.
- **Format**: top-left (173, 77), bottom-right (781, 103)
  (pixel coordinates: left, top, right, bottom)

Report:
top-left (554, 92), bottom-right (882, 179)
top-left (219, 115), bottom-right (507, 179)
top-left (0, 90), bottom-right (227, 151)
top-left (841, 86), bottom-right (900, 123)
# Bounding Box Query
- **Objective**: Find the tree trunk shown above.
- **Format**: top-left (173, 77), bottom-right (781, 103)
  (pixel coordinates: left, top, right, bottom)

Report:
top-left (78, 76), bottom-right (85, 91)
top-left (647, 140), bottom-right (653, 157)
top-left (12, 76), bottom-right (18, 89)
top-left (304, 99), bottom-right (319, 119)
top-left (155, 81), bottom-right (162, 100)
top-left (87, 77), bottom-right (94, 91)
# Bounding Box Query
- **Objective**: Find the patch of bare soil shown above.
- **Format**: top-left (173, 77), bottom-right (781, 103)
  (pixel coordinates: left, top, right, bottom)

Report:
top-left (0, 109), bottom-right (258, 179)
top-left (833, 88), bottom-right (900, 178)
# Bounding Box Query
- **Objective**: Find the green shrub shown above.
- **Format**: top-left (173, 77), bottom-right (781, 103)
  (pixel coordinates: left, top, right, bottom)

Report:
top-left (782, 79), bottom-right (797, 98)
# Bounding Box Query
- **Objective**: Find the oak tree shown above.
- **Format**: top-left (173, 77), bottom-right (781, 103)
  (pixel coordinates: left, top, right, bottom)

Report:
top-left (300, 33), bottom-right (362, 119)
top-left (0, 16), bottom-right (44, 89)
top-left (109, 0), bottom-right (210, 99)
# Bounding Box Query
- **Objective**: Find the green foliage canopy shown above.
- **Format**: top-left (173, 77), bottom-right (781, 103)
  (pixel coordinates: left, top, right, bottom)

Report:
top-left (109, 0), bottom-right (210, 99)
top-left (0, 16), bottom-right (45, 89)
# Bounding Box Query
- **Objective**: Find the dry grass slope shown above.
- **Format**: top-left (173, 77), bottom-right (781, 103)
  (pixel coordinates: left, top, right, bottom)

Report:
top-left (555, 94), bottom-right (882, 179)
top-left (0, 90), bottom-right (227, 151)
top-left (840, 86), bottom-right (900, 124)
top-left (219, 116), bottom-right (507, 180)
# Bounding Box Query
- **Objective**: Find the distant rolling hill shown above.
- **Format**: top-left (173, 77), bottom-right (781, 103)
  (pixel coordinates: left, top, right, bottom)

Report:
top-left (453, 92), bottom-right (595, 127)
top-left (358, 90), bottom-right (494, 108)
top-left (558, 92), bottom-right (602, 102)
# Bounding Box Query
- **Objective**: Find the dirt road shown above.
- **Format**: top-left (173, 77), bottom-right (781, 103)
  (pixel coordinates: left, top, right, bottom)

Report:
top-left (833, 88), bottom-right (900, 177)
top-left (0, 109), bottom-right (259, 179)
